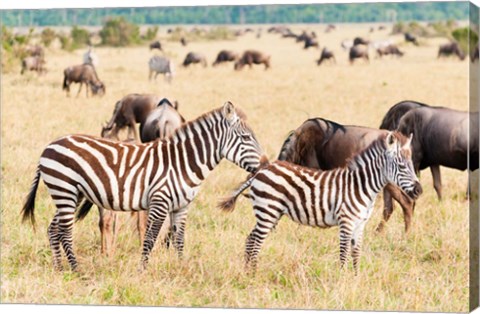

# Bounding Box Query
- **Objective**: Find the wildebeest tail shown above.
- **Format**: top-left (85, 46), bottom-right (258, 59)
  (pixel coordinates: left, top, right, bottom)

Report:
top-left (62, 71), bottom-right (68, 90)
top-left (21, 166), bottom-right (41, 227)
top-left (75, 200), bottom-right (94, 221)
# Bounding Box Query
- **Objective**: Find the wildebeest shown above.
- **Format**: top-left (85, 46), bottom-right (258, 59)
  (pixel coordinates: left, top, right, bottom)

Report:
top-left (83, 46), bottom-right (99, 67)
top-left (141, 98), bottom-right (186, 143)
top-left (472, 45), bottom-right (479, 62)
top-left (438, 42), bottom-right (466, 60)
top-left (234, 50), bottom-right (270, 70)
top-left (277, 117), bottom-right (422, 232)
top-left (180, 37), bottom-right (188, 46)
top-left (304, 36), bottom-right (319, 49)
top-left (101, 93), bottom-right (163, 141)
top-left (182, 52), bottom-right (207, 67)
top-left (148, 55), bottom-right (175, 82)
top-left (380, 100), bottom-right (479, 202)
top-left (212, 50), bottom-right (238, 66)
top-left (296, 31), bottom-right (310, 43)
top-left (353, 37), bottom-right (370, 46)
top-left (316, 47), bottom-right (336, 65)
top-left (149, 40), bottom-right (163, 51)
top-left (21, 56), bottom-right (46, 75)
top-left (377, 44), bottom-right (404, 58)
top-left (62, 63), bottom-right (105, 97)
top-left (25, 45), bottom-right (44, 58)
top-left (349, 45), bottom-right (369, 64)
top-left (404, 33), bottom-right (419, 46)
top-left (325, 24), bottom-right (336, 33)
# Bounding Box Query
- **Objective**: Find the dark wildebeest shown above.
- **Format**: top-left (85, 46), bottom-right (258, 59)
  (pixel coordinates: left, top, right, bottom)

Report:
top-left (92, 98), bottom-right (184, 257)
top-left (62, 63), bottom-right (105, 97)
top-left (149, 40), bottom-right (163, 51)
top-left (380, 100), bottom-right (479, 202)
top-left (349, 45), bottom-right (369, 64)
top-left (377, 44), bottom-right (404, 58)
top-left (180, 37), bottom-right (188, 46)
top-left (101, 93), bottom-right (163, 141)
top-left (316, 47), bottom-right (336, 65)
top-left (141, 98), bottom-right (186, 142)
top-left (304, 36), bottom-right (319, 49)
top-left (183, 52), bottom-right (207, 67)
top-left (212, 50), bottom-right (238, 66)
top-left (353, 37), bottom-right (370, 46)
top-left (296, 31), bottom-right (310, 43)
top-left (404, 33), bottom-right (419, 46)
top-left (438, 42), bottom-right (466, 60)
top-left (472, 45), bottom-right (479, 63)
top-left (21, 56), bottom-right (46, 75)
top-left (234, 50), bottom-right (271, 70)
top-left (277, 118), bottom-right (422, 232)
top-left (148, 55), bottom-right (175, 82)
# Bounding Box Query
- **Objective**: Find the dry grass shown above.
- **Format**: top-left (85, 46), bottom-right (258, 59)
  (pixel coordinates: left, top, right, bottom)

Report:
top-left (0, 23), bottom-right (472, 312)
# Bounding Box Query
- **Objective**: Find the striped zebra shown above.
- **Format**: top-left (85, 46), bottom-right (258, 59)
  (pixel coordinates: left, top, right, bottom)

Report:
top-left (21, 102), bottom-right (263, 271)
top-left (219, 132), bottom-right (422, 275)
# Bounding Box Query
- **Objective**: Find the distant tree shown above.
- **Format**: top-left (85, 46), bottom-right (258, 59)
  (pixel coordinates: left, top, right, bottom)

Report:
top-left (41, 28), bottom-right (56, 47)
top-left (99, 16), bottom-right (140, 46)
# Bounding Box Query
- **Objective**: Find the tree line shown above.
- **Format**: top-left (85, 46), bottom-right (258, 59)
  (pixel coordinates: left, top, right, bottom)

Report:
top-left (1, 2), bottom-right (470, 27)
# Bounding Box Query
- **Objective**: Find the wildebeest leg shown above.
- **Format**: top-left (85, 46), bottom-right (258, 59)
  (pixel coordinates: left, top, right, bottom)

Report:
top-left (376, 184), bottom-right (415, 233)
top-left (99, 207), bottom-right (119, 257)
top-left (136, 211), bottom-right (148, 245)
top-left (76, 83), bottom-right (83, 97)
top-left (430, 165), bottom-right (442, 200)
top-left (376, 188), bottom-right (394, 233)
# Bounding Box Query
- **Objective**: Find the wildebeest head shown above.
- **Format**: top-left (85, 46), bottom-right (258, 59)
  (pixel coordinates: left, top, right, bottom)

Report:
top-left (91, 82), bottom-right (106, 96)
top-left (234, 60), bottom-right (244, 71)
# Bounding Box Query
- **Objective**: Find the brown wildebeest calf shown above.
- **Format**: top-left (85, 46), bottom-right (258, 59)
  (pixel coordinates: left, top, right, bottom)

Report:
top-left (212, 50), bottom-right (238, 66)
top-left (21, 56), bottom-right (47, 75)
top-left (63, 63), bottom-right (105, 97)
top-left (101, 93), bottom-right (161, 141)
top-left (183, 52), bottom-right (207, 67)
top-left (277, 117), bottom-right (422, 233)
top-left (377, 44), bottom-right (404, 58)
top-left (438, 42), bottom-right (466, 60)
top-left (234, 50), bottom-right (271, 70)
top-left (93, 98), bottom-right (184, 257)
top-left (349, 45), bottom-right (369, 64)
top-left (316, 47), bottom-right (336, 65)
top-left (149, 40), bottom-right (163, 51)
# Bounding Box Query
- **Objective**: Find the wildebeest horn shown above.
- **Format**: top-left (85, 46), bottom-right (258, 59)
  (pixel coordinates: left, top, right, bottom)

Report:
top-left (157, 98), bottom-right (172, 107)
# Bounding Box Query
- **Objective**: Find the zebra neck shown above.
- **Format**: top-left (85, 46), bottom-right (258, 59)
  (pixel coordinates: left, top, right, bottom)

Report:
top-left (348, 149), bottom-right (388, 199)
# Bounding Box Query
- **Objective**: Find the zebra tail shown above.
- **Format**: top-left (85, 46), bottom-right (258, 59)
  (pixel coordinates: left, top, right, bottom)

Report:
top-left (75, 200), bottom-right (94, 222)
top-left (21, 166), bottom-right (41, 227)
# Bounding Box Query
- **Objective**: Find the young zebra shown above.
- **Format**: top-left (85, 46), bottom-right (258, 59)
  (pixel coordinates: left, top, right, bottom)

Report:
top-left (21, 102), bottom-right (263, 271)
top-left (219, 132), bottom-right (422, 275)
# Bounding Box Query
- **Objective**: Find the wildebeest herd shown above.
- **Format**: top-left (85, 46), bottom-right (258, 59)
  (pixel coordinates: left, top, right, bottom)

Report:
top-left (15, 24), bottom-right (478, 278)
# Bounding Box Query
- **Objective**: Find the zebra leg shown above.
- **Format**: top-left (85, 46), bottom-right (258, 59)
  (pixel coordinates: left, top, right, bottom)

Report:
top-left (99, 207), bottom-right (118, 257)
top-left (56, 207), bottom-right (78, 271)
top-left (339, 220), bottom-right (354, 270)
top-left (47, 216), bottom-right (63, 271)
top-left (140, 199), bottom-right (169, 270)
top-left (171, 206), bottom-right (188, 258)
top-left (351, 221), bottom-right (366, 276)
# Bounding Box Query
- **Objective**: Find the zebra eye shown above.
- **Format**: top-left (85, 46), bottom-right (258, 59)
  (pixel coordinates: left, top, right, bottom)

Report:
top-left (241, 134), bottom-right (251, 141)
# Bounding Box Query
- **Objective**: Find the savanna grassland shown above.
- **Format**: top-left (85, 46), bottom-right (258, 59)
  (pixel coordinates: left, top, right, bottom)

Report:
top-left (1, 23), bottom-right (474, 312)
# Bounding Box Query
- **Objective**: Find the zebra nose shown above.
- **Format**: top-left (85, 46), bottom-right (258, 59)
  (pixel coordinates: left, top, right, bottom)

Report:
top-left (411, 182), bottom-right (423, 199)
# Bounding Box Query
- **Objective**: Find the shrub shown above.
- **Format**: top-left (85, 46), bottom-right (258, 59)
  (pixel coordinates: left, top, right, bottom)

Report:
top-left (144, 26), bottom-right (158, 41)
top-left (71, 26), bottom-right (90, 48)
top-left (452, 27), bottom-right (478, 57)
top-left (41, 28), bottom-right (56, 47)
top-left (99, 17), bottom-right (141, 46)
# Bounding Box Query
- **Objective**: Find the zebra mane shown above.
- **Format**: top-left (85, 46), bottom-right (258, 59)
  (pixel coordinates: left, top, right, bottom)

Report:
top-left (346, 133), bottom-right (388, 171)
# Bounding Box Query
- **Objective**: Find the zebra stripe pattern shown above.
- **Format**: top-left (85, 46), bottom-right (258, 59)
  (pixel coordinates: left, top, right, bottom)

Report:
top-left (219, 132), bottom-right (421, 275)
top-left (22, 102), bottom-right (263, 271)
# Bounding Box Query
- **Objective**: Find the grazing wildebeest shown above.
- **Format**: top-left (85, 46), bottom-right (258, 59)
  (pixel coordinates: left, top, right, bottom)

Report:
top-left (277, 117), bottom-right (422, 233)
top-left (148, 55), bottom-right (175, 82)
top-left (101, 93), bottom-right (162, 141)
top-left (438, 42), bottom-right (466, 60)
top-left (212, 50), bottom-right (238, 66)
top-left (21, 56), bottom-right (46, 75)
top-left (234, 50), bottom-right (270, 70)
top-left (25, 45), bottom-right (44, 58)
top-left (83, 46), bottom-right (99, 67)
top-left (353, 37), bottom-right (370, 46)
top-left (349, 45), bottom-right (369, 64)
top-left (380, 100), bottom-right (479, 202)
top-left (282, 31), bottom-right (298, 39)
top-left (180, 37), bottom-right (187, 46)
top-left (472, 45), bottom-right (479, 62)
top-left (149, 40), bottom-right (163, 51)
top-left (141, 98), bottom-right (186, 143)
top-left (404, 33), bottom-right (419, 46)
top-left (62, 63), bottom-right (105, 97)
top-left (183, 52), bottom-right (207, 67)
top-left (296, 31), bottom-right (310, 43)
top-left (304, 36), bottom-right (319, 49)
top-left (316, 47), bottom-right (336, 65)
top-left (89, 98), bottom-right (184, 257)
top-left (377, 44), bottom-right (404, 58)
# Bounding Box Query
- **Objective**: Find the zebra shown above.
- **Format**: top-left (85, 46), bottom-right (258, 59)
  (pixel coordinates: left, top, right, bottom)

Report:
top-left (21, 102), bottom-right (264, 271)
top-left (148, 55), bottom-right (175, 82)
top-left (219, 131), bottom-right (422, 275)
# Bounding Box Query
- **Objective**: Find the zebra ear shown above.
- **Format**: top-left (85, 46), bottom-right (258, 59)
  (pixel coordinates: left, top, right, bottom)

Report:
top-left (403, 133), bottom-right (413, 148)
top-left (222, 101), bottom-right (236, 122)
top-left (385, 132), bottom-right (397, 149)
